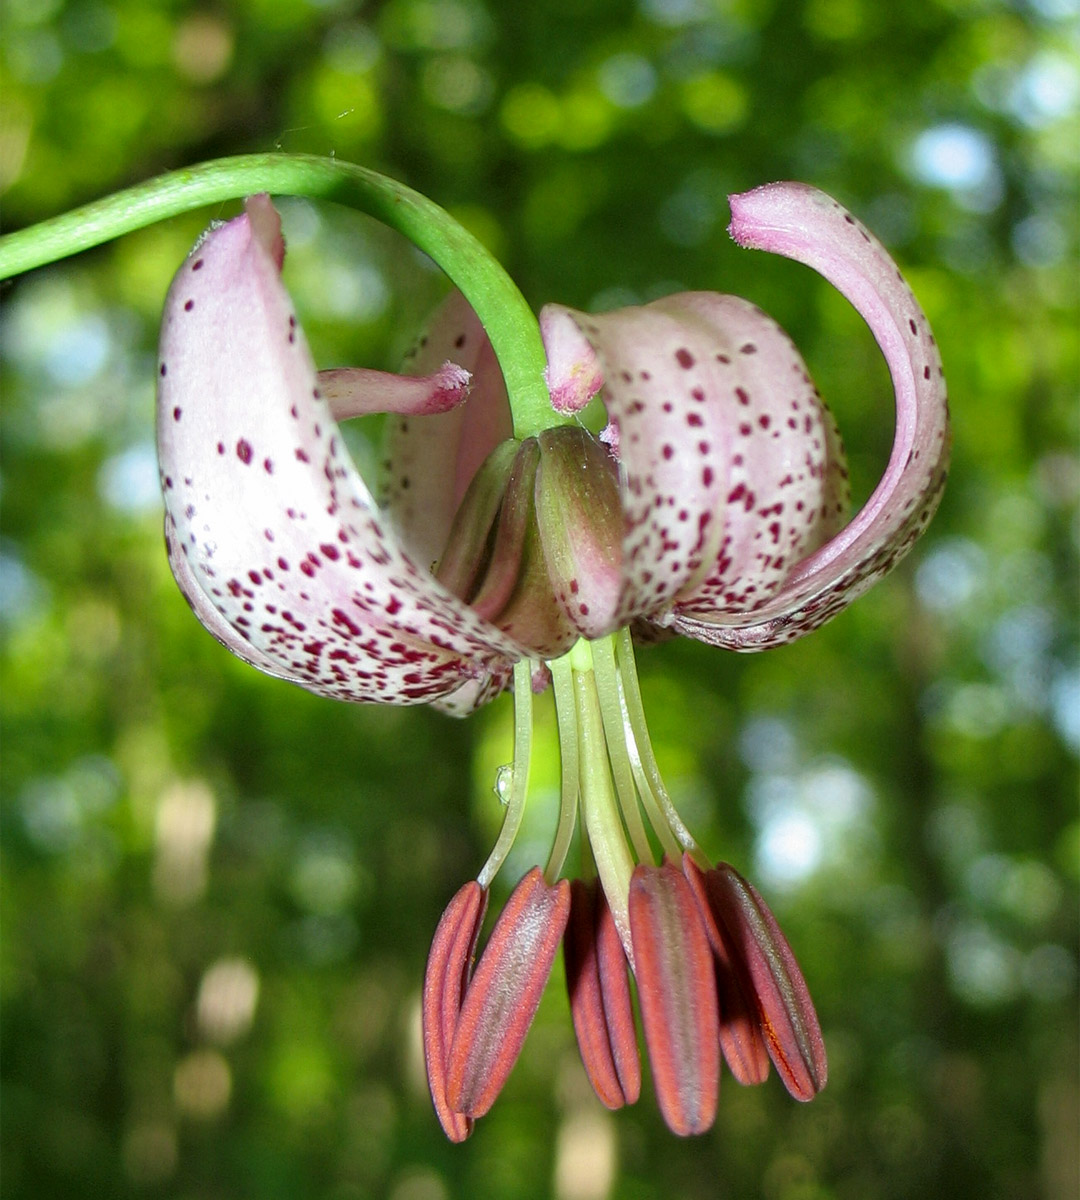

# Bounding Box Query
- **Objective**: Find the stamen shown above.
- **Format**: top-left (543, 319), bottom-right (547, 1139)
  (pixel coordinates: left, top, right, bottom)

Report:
top-left (568, 641), bottom-right (636, 960)
top-left (614, 628), bottom-right (703, 863)
top-left (478, 658), bottom-right (536, 889)
top-left (617, 684), bottom-right (682, 861)
top-left (589, 635), bottom-right (660, 863)
top-left (546, 656), bottom-right (581, 882)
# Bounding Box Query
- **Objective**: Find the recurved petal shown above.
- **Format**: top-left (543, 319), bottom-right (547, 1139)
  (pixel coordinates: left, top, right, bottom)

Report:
top-left (157, 196), bottom-right (523, 706)
top-left (564, 879), bottom-right (641, 1110)
top-left (540, 303), bottom-right (605, 414)
top-left (673, 182), bottom-right (950, 650)
top-left (164, 511), bottom-right (292, 683)
top-left (703, 862), bottom-right (827, 1101)
top-left (546, 300), bottom-right (731, 626)
top-left (422, 881), bottom-right (488, 1142)
top-left (429, 665), bottom-right (514, 717)
top-left (380, 291), bottom-right (515, 573)
top-left (662, 293), bottom-right (850, 620)
top-left (628, 861), bottom-right (720, 1136)
top-left (446, 869), bottom-right (570, 1119)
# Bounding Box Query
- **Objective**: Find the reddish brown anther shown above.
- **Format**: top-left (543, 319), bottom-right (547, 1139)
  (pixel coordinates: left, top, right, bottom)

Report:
top-left (422, 880), bottom-right (488, 1142)
top-left (693, 859), bottom-right (827, 1100)
top-left (628, 860), bottom-right (721, 1136)
top-left (445, 867), bottom-right (571, 1118)
top-left (564, 878), bottom-right (641, 1109)
top-left (683, 856), bottom-right (771, 1086)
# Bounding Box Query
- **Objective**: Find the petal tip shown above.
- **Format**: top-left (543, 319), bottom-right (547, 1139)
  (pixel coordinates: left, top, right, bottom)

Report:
top-left (540, 304), bottom-right (604, 415)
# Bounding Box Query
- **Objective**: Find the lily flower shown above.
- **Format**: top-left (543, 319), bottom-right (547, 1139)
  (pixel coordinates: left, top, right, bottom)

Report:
top-left (156, 182), bottom-right (948, 1137)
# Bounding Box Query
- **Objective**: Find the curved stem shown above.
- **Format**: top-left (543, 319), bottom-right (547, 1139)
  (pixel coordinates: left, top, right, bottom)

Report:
top-left (0, 153), bottom-right (563, 441)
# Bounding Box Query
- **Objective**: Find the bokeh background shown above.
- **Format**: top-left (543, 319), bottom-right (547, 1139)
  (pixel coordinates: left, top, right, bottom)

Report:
top-left (1, 0), bottom-right (1077, 1197)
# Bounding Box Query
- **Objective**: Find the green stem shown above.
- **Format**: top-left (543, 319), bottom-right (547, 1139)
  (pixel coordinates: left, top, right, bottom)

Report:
top-left (0, 153), bottom-right (562, 441)
top-left (477, 658), bottom-right (535, 890)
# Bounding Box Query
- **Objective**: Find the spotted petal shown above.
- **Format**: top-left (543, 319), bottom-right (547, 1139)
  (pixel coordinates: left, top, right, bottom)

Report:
top-left (542, 295), bottom-right (846, 630)
top-left (156, 195), bottom-right (523, 708)
top-left (379, 291), bottom-right (515, 576)
top-left (671, 182), bottom-right (950, 649)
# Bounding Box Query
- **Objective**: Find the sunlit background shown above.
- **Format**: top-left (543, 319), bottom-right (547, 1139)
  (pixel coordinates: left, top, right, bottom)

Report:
top-left (1, 0), bottom-right (1077, 1197)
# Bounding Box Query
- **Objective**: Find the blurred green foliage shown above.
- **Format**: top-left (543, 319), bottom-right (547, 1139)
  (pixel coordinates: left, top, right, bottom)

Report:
top-left (1, 0), bottom-right (1077, 1198)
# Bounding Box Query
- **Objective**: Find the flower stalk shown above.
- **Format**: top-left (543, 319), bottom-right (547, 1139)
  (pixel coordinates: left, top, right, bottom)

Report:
top-left (0, 153), bottom-right (563, 441)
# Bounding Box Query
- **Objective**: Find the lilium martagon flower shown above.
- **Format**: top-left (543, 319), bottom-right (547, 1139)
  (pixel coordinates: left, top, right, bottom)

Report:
top-left (156, 183), bottom-right (949, 1138)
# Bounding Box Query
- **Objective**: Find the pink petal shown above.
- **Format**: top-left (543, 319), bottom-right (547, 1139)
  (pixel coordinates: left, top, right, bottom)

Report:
top-left (379, 291), bottom-right (514, 576)
top-left (540, 304), bottom-right (604, 414)
top-left (543, 299), bottom-right (731, 625)
top-left (430, 668), bottom-right (514, 717)
top-left (542, 294), bottom-right (846, 633)
top-left (163, 511), bottom-right (293, 681)
top-left (653, 293), bottom-right (849, 621)
top-left (673, 182), bottom-right (950, 649)
top-left (318, 361), bottom-right (471, 419)
top-left (157, 196), bottom-right (522, 707)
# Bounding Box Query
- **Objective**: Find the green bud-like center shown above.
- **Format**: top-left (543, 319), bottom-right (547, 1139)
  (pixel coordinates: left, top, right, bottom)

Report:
top-left (436, 428), bottom-right (624, 656)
